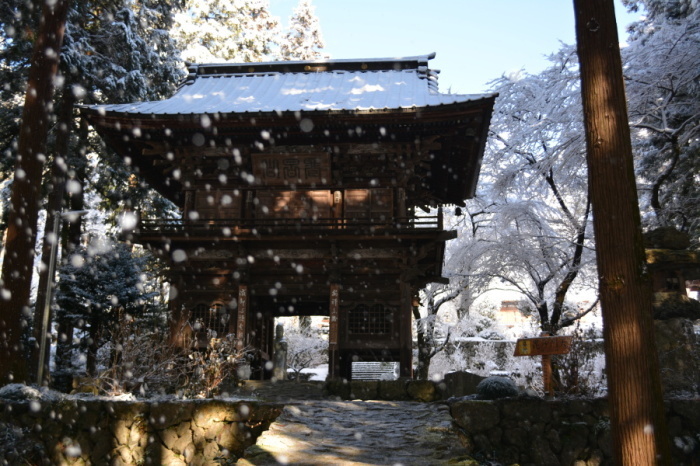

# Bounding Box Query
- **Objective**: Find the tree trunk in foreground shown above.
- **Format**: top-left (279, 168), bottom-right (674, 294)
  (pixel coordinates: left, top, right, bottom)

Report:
top-left (0, 0), bottom-right (71, 384)
top-left (573, 0), bottom-right (671, 464)
top-left (31, 90), bottom-right (76, 384)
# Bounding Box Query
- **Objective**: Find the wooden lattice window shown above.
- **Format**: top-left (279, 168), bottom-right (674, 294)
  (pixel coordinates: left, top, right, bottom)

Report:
top-left (255, 190), bottom-right (331, 219)
top-left (252, 153), bottom-right (331, 186)
top-left (344, 189), bottom-right (393, 221)
top-left (191, 302), bottom-right (230, 337)
top-left (348, 304), bottom-right (393, 335)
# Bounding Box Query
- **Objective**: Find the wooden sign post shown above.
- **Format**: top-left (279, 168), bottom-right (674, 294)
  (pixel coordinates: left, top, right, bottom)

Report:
top-left (513, 334), bottom-right (573, 397)
top-left (329, 284), bottom-right (340, 377)
top-left (236, 285), bottom-right (249, 349)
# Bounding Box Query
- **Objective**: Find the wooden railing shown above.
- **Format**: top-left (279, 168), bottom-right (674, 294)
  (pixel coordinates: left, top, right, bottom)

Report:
top-left (136, 210), bottom-right (443, 236)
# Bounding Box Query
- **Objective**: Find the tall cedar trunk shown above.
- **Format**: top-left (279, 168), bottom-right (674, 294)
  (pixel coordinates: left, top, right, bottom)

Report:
top-left (54, 118), bottom-right (87, 377)
top-left (54, 317), bottom-right (74, 375)
top-left (86, 310), bottom-right (100, 376)
top-left (0, 0), bottom-right (71, 384)
top-left (31, 90), bottom-right (76, 384)
top-left (573, 1), bottom-right (671, 464)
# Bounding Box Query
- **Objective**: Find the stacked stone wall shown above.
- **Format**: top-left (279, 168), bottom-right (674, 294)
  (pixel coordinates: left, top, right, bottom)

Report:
top-left (0, 399), bottom-right (282, 465)
top-left (448, 398), bottom-right (700, 465)
top-left (1, 396), bottom-right (698, 464)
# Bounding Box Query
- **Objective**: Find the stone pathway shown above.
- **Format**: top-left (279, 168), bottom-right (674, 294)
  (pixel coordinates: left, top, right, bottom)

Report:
top-left (236, 400), bottom-right (471, 465)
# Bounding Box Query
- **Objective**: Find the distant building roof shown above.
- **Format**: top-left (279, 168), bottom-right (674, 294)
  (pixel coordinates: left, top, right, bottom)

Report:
top-left (89, 53), bottom-right (493, 116)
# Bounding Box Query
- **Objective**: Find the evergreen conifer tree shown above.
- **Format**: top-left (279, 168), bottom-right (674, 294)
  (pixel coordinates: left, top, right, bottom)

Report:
top-left (172, 0), bottom-right (280, 63)
top-left (0, 0), bottom-right (185, 383)
top-left (55, 238), bottom-right (157, 376)
top-left (280, 0), bottom-right (326, 60)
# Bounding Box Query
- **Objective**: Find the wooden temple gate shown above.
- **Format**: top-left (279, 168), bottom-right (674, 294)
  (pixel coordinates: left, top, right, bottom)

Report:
top-left (82, 54), bottom-right (496, 380)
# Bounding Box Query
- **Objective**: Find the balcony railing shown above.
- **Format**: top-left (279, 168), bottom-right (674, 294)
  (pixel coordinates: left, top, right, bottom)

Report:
top-left (135, 210), bottom-right (444, 238)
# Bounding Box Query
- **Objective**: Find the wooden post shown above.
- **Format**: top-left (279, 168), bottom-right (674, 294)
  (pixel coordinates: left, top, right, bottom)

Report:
top-left (513, 334), bottom-right (573, 397)
top-left (236, 285), bottom-right (248, 349)
top-left (184, 191), bottom-right (195, 222)
top-left (541, 331), bottom-right (553, 398)
top-left (541, 355), bottom-right (553, 398)
top-left (399, 281), bottom-right (413, 378)
top-left (167, 276), bottom-right (185, 347)
top-left (32, 90), bottom-right (76, 385)
top-left (328, 284), bottom-right (340, 379)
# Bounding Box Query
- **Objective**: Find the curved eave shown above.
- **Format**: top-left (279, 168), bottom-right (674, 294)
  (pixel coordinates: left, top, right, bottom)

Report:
top-left (80, 95), bottom-right (496, 131)
top-left (81, 95), bottom-right (497, 206)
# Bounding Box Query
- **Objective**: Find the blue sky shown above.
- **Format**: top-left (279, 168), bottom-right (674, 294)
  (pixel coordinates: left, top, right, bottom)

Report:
top-left (270, 0), bottom-right (643, 94)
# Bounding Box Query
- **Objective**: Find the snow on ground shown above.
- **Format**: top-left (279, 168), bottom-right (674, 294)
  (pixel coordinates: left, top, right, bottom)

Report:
top-left (299, 364), bottom-right (328, 381)
top-left (0, 384), bottom-right (65, 402)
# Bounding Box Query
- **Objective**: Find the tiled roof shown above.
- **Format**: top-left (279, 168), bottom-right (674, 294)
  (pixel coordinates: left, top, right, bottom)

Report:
top-left (89, 54), bottom-right (492, 116)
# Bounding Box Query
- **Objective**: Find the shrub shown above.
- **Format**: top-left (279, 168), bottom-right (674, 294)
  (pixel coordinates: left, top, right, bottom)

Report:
top-left (476, 376), bottom-right (518, 399)
top-left (85, 318), bottom-right (250, 398)
top-left (554, 325), bottom-right (606, 396)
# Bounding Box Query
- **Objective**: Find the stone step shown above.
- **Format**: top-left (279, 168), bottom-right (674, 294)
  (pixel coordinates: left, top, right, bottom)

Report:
top-left (236, 400), bottom-right (471, 465)
top-left (223, 380), bottom-right (328, 402)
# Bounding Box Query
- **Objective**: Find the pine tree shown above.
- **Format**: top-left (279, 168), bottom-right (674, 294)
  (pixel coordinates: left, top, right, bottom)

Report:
top-left (0, 0), bottom-right (185, 384)
top-left (55, 238), bottom-right (157, 376)
top-left (0, 0), bottom-right (185, 241)
top-left (279, 0), bottom-right (326, 60)
top-left (172, 0), bottom-right (280, 63)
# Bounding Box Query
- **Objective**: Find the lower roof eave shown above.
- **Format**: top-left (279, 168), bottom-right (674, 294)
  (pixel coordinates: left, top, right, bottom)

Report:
top-left (81, 97), bottom-right (497, 133)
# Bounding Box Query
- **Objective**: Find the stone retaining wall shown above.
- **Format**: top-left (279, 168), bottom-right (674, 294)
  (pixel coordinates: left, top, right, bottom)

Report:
top-left (325, 371), bottom-right (487, 401)
top-left (0, 399), bottom-right (282, 465)
top-left (448, 398), bottom-right (700, 465)
top-left (2, 396), bottom-right (698, 465)
top-left (326, 378), bottom-right (444, 401)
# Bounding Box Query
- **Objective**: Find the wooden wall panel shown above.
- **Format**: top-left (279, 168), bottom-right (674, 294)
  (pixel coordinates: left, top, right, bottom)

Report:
top-left (255, 190), bottom-right (331, 219)
top-left (252, 153), bottom-right (330, 186)
top-left (193, 190), bottom-right (242, 219)
top-left (344, 189), bottom-right (394, 220)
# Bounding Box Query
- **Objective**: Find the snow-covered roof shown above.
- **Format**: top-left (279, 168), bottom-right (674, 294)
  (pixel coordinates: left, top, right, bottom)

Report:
top-left (90, 53), bottom-right (491, 116)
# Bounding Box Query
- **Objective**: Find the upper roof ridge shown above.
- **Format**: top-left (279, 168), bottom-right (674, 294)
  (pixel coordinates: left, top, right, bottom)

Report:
top-left (185, 53), bottom-right (438, 78)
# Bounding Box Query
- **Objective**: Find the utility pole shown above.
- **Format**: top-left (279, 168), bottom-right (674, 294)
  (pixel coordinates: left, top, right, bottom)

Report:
top-left (573, 0), bottom-right (671, 463)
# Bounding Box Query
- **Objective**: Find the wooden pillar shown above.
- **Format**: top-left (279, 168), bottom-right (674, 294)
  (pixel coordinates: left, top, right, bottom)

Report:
top-left (328, 283), bottom-right (341, 379)
top-left (399, 281), bottom-right (414, 378)
top-left (183, 190), bottom-right (195, 222)
top-left (397, 188), bottom-right (407, 218)
top-left (228, 292), bottom-right (237, 336)
top-left (168, 275), bottom-right (191, 348)
top-left (542, 354), bottom-right (553, 397)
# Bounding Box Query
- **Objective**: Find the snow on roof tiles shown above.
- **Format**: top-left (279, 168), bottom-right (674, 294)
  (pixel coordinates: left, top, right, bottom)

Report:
top-left (91, 54), bottom-right (491, 116)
